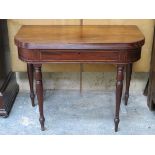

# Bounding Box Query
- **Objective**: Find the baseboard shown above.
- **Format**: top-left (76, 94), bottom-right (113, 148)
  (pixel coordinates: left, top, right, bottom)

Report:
top-left (0, 72), bottom-right (19, 117)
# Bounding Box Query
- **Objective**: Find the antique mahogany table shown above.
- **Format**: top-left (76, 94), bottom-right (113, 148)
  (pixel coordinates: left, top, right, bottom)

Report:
top-left (15, 25), bottom-right (145, 132)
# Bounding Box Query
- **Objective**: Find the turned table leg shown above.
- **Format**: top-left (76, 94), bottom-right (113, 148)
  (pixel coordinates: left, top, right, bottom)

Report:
top-left (125, 64), bottom-right (132, 105)
top-left (114, 65), bottom-right (124, 132)
top-left (27, 64), bottom-right (35, 107)
top-left (34, 64), bottom-right (45, 131)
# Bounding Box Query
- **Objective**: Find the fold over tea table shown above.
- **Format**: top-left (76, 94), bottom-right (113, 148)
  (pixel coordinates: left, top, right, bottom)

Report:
top-left (15, 25), bottom-right (145, 132)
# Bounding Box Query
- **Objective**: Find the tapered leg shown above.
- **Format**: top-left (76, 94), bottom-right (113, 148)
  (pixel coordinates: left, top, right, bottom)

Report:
top-left (27, 64), bottom-right (35, 107)
top-left (114, 65), bottom-right (124, 132)
top-left (125, 64), bottom-right (132, 105)
top-left (34, 64), bottom-right (45, 131)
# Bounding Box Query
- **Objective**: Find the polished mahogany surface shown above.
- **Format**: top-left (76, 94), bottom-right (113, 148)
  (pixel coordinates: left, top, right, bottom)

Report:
top-left (0, 20), bottom-right (19, 117)
top-left (15, 25), bottom-right (144, 64)
top-left (15, 25), bottom-right (145, 132)
top-left (15, 25), bottom-right (144, 50)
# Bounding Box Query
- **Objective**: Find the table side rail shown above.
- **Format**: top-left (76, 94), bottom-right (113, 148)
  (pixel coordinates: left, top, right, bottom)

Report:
top-left (18, 48), bottom-right (141, 64)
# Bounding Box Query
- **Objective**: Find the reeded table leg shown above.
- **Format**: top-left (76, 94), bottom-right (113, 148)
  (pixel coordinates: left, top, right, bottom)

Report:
top-left (114, 65), bottom-right (124, 132)
top-left (27, 64), bottom-right (35, 107)
top-left (34, 64), bottom-right (45, 131)
top-left (125, 64), bottom-right (132, 105)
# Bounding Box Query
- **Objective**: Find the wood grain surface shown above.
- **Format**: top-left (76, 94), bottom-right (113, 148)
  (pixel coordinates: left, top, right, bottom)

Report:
top-left (15, 25), bottom-right (145, 132)
top-left (15, 25), bottom-right (145, 50)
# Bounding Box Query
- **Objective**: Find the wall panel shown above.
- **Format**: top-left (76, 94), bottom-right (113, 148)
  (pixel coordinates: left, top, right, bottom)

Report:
top-left (83, 19), bottom-right (154, 72)
top-left (8, 19), bottom-right (81, 72)
top-left (8, 19), bottom-right (154, 72)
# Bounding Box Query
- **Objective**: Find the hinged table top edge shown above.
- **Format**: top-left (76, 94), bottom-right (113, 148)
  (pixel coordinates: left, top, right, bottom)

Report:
top-left (15, 25), bottom-right (145, 50)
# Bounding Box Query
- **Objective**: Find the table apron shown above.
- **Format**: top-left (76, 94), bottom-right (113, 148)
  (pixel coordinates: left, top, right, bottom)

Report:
top-left (18, 48), bottom-right (141, 64)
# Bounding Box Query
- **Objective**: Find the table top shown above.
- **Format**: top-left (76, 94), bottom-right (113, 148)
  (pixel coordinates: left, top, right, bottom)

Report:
top-left (15, 25), bottom-right (145, 50)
